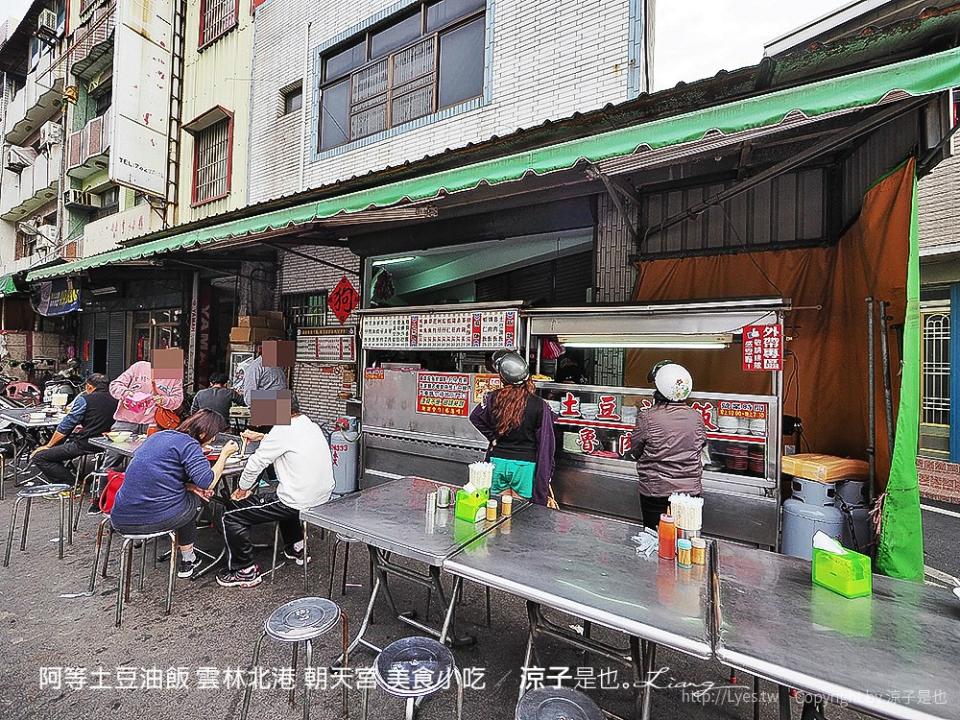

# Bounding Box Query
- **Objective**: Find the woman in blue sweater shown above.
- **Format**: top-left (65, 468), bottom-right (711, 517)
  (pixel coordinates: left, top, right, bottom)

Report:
top-left (110, 409), bottom-right (238, 578)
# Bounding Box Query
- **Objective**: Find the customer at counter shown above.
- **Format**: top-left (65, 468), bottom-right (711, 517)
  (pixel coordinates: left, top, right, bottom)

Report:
top-left (469, 351), bottom-right (556, 505)
top-left (631, 361), bottom-right (706, 529)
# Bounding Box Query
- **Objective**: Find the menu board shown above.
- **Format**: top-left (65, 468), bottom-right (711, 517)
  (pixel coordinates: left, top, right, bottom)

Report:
top-left (416, 372), bottom-right (471, 416)
top-left (296, 327), bottom-right (356, 363)
top-left (362, 309), bottom-right (519, 350)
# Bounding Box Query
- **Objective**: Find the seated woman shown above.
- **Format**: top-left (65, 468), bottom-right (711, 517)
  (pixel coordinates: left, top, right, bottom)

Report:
top-left (110, 409), bottom-right (238, 579)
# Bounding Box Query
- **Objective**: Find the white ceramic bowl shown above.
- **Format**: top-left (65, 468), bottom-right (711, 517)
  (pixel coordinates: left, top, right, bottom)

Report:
top-left (105, 431), bottom-right (132, 442)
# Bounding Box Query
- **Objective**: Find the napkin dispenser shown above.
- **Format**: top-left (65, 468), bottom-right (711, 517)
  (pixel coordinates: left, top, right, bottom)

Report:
top-left (811, 531), bottom-right (872, 599)
top-left (455, 487), bottom-right (489, 523)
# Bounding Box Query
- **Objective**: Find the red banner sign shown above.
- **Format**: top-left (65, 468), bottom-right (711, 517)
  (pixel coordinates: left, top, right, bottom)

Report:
top-left (742, 324), bottom-right (783, 372)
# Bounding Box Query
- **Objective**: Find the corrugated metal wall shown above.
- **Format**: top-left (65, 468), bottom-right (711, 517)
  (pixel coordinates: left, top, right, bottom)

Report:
top-left (107, 312), bottom-right (125, 379)
top-left (639, 168), bottom-right (826, 256)
top-left (840, 111), bottom-right (919, 228)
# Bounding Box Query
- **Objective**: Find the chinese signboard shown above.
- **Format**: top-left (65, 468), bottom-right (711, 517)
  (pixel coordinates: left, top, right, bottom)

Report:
top-left (416, 372), bottom-right (471, 416)
top-left (328, 276), bottom-right (360, 325)
top-left (296, 327), bottom-right (357, 363)
top-left (742, 324), bottom-right (783, 371)
top-left (31, 278), bottom-right (81, 316)
top-left (718, 401), bottom-right (769, 420)
top-left (109, 0), bottom-right (174, 196)
top-left (362, 309), bottom-right (519, 350)
top-left (473, 374), bottom-right (502, 403)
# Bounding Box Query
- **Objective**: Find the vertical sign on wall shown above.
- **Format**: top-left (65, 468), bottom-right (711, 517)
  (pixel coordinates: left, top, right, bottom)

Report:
top-left (109, 0), bottom-right (175, 197)
top-left (742, 324), bottom-right (783, 372)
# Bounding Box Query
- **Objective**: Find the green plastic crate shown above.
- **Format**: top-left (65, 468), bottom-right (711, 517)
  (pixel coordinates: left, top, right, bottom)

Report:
top-left (812, 547), bottom-right (873, 599)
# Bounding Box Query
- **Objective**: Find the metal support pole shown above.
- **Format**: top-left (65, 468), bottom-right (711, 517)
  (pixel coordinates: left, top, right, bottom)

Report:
top-left (878, 300), bottom-right (895, 460)
top-left (866, 297), bottom-right (876, 491)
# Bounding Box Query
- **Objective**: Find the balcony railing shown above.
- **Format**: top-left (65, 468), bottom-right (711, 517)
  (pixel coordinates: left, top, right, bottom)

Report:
top-left (0, 144), bottom-right (62, 221)
top-left (3, 51), bottom-right (66, 145)
top-left (66, 113), bottom-right (112, 179)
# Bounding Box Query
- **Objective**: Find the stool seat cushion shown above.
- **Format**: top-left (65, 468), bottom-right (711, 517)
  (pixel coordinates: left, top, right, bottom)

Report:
top-left (264, 596), bottom-right (341, 642)
top-left (515, 687), bottom-right (604, 720)
top-left (374, 637), bottom-right (454, 698)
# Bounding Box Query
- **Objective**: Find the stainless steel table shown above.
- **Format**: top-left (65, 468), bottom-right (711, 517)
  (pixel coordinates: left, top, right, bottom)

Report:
top-left (88, 435), bottom-right (144, 458)
top-left (444, 503), bottom-right (712, 719)
top-left (714, 541), bottom-right (960, 720)
top-left (0, 407), bottom-right (65, 487)
top-left (300, 477), bottom-right (524, 657)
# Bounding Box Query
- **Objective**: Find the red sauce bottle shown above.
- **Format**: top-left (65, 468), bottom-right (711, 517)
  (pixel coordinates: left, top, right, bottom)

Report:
top-left (658, 514), bottom-right (676, 561)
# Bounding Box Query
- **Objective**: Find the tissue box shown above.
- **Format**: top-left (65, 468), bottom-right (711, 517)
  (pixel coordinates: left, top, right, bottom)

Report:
top-left (812, 547), bottom-right (872, 598)
top-left (454, 488), bottom-right (489, 523)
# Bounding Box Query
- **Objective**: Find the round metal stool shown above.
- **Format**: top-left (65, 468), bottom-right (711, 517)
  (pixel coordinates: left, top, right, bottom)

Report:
top-left (113, 529), bottom-right (178, 627)
top-left (515, 687), bottom-right (604, 720)
top-left (240, 597), bottom-right (350, 720)
top-left (3, 483), bottom-right (72, 567)
top-left (362, 636), bottom-right (463, 720)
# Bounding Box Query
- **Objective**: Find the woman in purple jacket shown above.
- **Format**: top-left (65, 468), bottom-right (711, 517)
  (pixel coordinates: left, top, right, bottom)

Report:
top-left (469, 352), bottom-right (556, 505)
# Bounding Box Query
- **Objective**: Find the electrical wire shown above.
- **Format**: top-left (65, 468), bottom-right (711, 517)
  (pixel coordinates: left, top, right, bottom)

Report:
top-left (719, 204), bottom-right (784, 299)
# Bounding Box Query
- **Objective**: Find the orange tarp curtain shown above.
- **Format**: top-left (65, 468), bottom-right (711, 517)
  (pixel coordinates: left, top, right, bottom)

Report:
top-left (627, 160), bottom-right (916, 484)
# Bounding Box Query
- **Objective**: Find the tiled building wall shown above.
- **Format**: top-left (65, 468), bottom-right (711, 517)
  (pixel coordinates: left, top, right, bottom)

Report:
top-left (918, 458), bottom-right (960, 504)
top-left (279, 244), bottom-right (361, 424)
top-left (249, 0), bottom-right (637, 203)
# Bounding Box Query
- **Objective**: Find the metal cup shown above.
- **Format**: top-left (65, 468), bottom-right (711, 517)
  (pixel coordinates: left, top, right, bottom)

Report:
top-left (437, 486), bottom-right (451, 508)
top-left (426, 491), bottom-right (438, 513)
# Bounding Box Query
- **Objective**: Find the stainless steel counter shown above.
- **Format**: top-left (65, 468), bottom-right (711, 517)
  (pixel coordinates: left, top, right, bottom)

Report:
top-left (715, 541), bottom-right (960, 720)
top-left (300, 476), bottom-right (521, 566)
top-left (444, 503), bottom-right (713, 658)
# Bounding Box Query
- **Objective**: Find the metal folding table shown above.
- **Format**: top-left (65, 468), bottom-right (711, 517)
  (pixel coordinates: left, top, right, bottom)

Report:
top-left (714, 541), bottom-right (960, 720)
top-left (0, 407), bottom-right (65, 487)
top-left (300, 477), bottom-right (524, 659)
top-left (442, 503), bottom-right (712, 720)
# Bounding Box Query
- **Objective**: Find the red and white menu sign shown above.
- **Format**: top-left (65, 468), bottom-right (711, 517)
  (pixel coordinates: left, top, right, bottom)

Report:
top-left (742, 324), bottom-right (782, 372)
top-left (362, 310), bottom-right (519, 350)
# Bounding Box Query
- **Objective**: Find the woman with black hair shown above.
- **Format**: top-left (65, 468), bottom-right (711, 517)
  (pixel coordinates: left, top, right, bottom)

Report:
top-left (109, 409), bottom-right (238, 578)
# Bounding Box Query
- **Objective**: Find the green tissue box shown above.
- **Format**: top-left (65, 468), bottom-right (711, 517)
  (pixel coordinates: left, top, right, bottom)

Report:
top-left (454, 488), bottom-right (489, 523)
top-left (812, 547), bottom-right (872, 599)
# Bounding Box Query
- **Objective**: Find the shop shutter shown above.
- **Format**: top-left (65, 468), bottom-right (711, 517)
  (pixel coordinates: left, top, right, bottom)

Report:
top-left (80, 313), bottom-right (95, 371)
top-left (107, 311), bottom-right (125, 379)
top-left (551, 251), bottom-right (593, 305)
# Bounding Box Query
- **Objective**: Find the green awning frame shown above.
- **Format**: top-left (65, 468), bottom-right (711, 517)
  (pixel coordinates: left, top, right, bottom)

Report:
top-left (27, 45), bottom-right (960, 282)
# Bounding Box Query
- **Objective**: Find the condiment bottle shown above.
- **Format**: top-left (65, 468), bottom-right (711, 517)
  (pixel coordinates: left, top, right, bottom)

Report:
top-left (677, 539), bottom-right (693, 568)
top-left (657, 514), bottom-right (676, 561)
top-left (691, 537), bottom-right (707, 566)
top-left (501, 494), bottom-right (513, 516)
top-left (486, 499), bottom-right (498, 522)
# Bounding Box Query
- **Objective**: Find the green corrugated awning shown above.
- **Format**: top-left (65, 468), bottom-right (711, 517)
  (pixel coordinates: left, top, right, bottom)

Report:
top-left (27, 45), bottom-right (960, 282)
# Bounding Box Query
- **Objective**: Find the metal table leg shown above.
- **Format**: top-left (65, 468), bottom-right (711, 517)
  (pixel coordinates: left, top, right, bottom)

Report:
top-left (778, 685), bottom-right (792, 720)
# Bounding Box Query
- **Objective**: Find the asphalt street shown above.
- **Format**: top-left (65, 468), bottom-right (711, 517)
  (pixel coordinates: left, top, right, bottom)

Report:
top-left (0, 488), bottom-right (955, 720)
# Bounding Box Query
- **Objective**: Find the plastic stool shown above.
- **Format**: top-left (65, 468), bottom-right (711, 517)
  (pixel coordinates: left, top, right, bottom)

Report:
top-left (3, 484), bottom-right (72, 567)
top-left (361, 636), bottom-right (463, 720)
top-left (113, 529), bottom-right (177, 627)
top-left (240, 596), bottom-right (350, 720)
top-left (515, 687), bottom-right (604, 720)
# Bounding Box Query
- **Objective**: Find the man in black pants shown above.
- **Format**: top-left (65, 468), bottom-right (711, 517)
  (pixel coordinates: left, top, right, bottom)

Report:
top-left (32, 373), bottom-right (119, 487)
top-left (216, 394), bottom-right (335, 588)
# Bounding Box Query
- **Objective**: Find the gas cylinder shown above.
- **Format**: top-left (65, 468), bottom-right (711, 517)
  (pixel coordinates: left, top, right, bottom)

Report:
top-left (329, 417), bottom-right (360, 496)
top-left (836, 478), bottom-right (873, 552)
top-left (781, 477), bottom-right (845, 560)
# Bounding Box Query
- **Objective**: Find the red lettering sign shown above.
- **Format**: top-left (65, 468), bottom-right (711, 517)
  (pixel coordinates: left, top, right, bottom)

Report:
top-left (742, 324), bottom-right (782, 372)
top-left (597, 395), bottom-right (620, 421)
top-left (560, 392), bottom-right (581, 418)
top-left (577, 427), bottom-right (597, 453)
top-left (691, 401), bottom-right (718, 432)
top-left (328, 276), bottom-right (360, 325)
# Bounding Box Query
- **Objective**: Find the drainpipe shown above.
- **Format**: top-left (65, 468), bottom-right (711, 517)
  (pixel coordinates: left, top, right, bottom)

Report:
top-left (298, 20), bottom-right (312, 193)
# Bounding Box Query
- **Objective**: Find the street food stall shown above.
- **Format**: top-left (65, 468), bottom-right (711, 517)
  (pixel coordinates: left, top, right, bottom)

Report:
top-left (525, 299), bottom-right (785, 549)
top-left (359, 298), bottom-right (785, 549)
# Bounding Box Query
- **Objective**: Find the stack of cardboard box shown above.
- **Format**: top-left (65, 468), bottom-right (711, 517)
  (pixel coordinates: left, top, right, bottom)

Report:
top-left (229, 311), bottom-right (285, 344)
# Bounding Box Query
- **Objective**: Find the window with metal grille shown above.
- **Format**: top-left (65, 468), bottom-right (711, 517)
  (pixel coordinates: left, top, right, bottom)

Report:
top-left (320, 0), bottom-right (485, 151)
top-left (281, 293), bottom-right (328, 329)
top-left (921, 308), bottom-right (950, 427)
top-left (200, 0), bottom-right (237, 48)
top-left (193, 118), bottom-right (231, 205)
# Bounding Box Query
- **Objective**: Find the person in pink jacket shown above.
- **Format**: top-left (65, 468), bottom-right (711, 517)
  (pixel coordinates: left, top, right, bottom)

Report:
top-left (103, 360), bottom-right (184, 471)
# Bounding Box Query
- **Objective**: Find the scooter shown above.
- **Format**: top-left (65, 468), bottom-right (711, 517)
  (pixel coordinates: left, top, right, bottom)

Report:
top-left (42, 377), bottom-right (83, 406)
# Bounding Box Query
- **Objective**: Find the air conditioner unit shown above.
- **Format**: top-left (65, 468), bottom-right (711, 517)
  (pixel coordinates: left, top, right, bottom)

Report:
top-left (39, 121), bottom-right (63, 149)
top-left (37, 9), bottom-right (59, 39)
top-left (63, 189), bottom-right (101, 210)
top-left (4, 147), bottom-right (28, 172)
